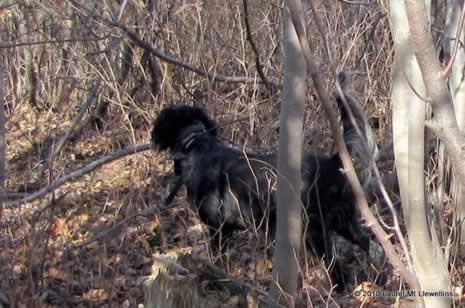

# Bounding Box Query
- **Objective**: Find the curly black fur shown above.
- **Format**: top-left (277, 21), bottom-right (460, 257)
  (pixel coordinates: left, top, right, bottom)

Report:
top-left (151, 81), bottom-right (377, 290)
top-left (151, 105), bottom-right (217, 151)
top-left (336, 72), bottom-right (378, 188)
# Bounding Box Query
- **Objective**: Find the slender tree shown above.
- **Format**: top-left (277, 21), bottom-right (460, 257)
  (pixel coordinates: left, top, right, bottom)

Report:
top-left (391, 1), bottom-right (451, 307)
top-left (269, 2), bottom-right (306, 307)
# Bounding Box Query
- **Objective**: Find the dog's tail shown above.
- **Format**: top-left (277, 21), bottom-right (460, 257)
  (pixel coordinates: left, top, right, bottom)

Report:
top-left (336, 71), bottom-right (378, 188)
top-left (151, 105), bottom-right (217, 151)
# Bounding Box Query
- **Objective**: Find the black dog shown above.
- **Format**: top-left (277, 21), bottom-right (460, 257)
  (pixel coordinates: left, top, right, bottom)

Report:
top-left (152, 105), bottom-right (278, 247)
top-left (151, 72), bottom-right (378, 290)
top-left (302, 72), bottom-right (378, 259)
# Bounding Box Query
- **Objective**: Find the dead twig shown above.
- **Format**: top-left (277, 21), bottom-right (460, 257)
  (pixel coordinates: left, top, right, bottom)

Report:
top-left (74, 203), bottom-right (180, 249)
top-left (337, 0), bottom-right (372, 5)
top-left (4, 144), bottom-right (152, 207)
top-left (354, 13), bottom-right (386, 70)
top-left (50, 81), bottom-right (101, 160)
top-left (0, 36), bottom-right (112, 49)
top-left (242, 0), bottom-right (274, 95)
top-left (68, 0), bottom-right (260, 84)
top-left (118, 24), bottom-right (257, 84)
top-left (442, 0), bottom-right (465, 78)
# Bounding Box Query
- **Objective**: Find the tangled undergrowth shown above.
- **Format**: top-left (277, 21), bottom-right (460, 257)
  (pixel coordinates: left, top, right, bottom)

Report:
top-left (1, 1), bottom-right (464, 307)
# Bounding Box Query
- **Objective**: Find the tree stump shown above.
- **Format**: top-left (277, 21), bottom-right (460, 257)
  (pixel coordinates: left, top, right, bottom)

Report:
top-left (143, 253), bottom-right (260, 308)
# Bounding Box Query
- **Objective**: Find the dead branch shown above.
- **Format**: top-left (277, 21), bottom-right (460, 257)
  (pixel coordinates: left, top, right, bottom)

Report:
top-left (242, 0), bottom-right (273, 95)
top-left (118, 24), bottom-right (257, 84)
top-left (0, 36), bottom-right (112, 49)
top-left (67, 0), bottom-right (260, 84)
top-left (4, 144), bottom-right (152, 208)
top-left (337, 0), bottom-right (371, 5)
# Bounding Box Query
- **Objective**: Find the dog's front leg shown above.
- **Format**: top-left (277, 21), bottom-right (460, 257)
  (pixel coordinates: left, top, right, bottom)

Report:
top-left (163, 175), bottom-right (183, 206)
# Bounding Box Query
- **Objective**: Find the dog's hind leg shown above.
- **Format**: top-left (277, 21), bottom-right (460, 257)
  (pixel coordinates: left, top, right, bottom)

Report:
top-left (344, 221), bottom-right (370, 253)
top-left (327, 203), bottom-right (371, 253)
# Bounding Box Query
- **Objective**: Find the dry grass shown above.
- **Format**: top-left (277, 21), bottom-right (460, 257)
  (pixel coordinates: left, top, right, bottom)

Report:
top-left (0, 0), bottom-right (463, 307)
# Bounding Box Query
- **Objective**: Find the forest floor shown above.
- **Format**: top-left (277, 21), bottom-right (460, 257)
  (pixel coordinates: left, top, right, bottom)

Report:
top-left (3, 101), bottom-right (459, 308)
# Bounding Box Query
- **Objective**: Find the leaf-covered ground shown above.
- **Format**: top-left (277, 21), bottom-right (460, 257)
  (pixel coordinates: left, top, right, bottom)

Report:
top-left (1, 1), bottom-right (465, 307)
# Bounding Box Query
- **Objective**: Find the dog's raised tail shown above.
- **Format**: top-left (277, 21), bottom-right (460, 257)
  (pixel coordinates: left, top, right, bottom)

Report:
top-left (151, 105), bottom-right (218, 151)
top-left (336, 71), bottom-right (378, 188)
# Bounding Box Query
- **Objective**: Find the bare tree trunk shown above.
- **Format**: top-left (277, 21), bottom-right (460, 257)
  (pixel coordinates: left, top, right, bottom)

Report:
top-left (269, 3), bottom-right (306, 307)
top-left (445, 0), bottom-right (465, 257)
top-left (391, 1), bottom-right (451, 307)
top-left (390, 1), bottom-right (414, 223)
top-left (16, 0), bottom-right (38, 109)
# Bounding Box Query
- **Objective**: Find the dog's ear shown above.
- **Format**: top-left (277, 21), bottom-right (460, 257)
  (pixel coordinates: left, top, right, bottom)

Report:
top-left (151, 105), bottom-right (218, 151)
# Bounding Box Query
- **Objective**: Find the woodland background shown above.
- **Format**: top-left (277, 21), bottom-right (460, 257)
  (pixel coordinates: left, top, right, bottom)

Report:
top-left (0, 0), bottom-right (461, 307)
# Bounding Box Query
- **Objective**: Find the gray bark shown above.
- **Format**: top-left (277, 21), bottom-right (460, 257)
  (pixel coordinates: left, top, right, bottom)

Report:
top-left (391, 1), bottom-right (451, 307)
top-left (390, 0), bottom-right (421, 225)
top-left (269, 3), bottom-right (306, 307)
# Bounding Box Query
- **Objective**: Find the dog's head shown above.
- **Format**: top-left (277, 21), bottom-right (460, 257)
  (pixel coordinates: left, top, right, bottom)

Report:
top-left (151, 105), bottom-right (218, 152)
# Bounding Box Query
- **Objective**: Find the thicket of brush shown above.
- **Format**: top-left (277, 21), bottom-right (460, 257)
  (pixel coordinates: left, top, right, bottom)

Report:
top-left (0, 1), bottom-right (456, 307)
